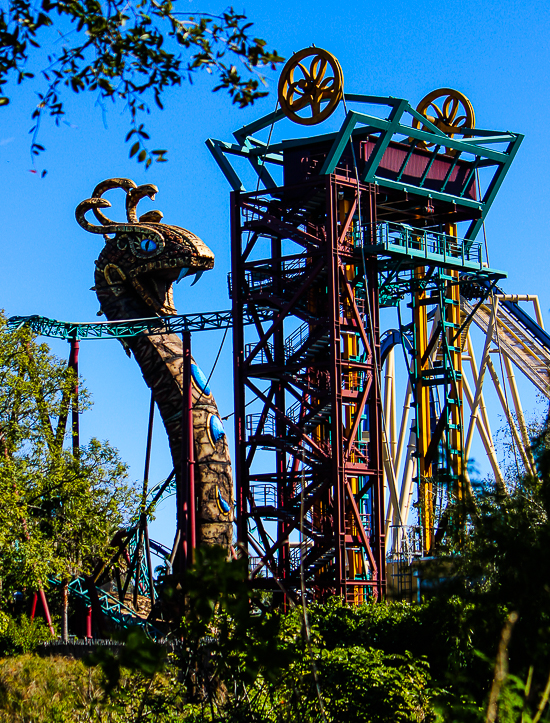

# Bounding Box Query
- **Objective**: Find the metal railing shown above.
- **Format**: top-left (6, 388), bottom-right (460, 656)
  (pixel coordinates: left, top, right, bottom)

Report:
top-left (251, 484), bottom-right (278, 507)
top-left (245, 341), bottom-right (274, 365)
top-left (359, 221), bottom-right (485, 269)
top-left (246, 412), bottom-right (277, 437)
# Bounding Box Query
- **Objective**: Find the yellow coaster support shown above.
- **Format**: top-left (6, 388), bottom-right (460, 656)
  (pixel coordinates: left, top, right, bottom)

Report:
top-left (412, 225), bottom-right (465, 553)
top-left (412, 267), bottom-right (434, 553)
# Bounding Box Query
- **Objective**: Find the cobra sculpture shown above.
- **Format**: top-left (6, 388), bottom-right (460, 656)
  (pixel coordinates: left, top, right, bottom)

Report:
top-left (76, 178), bottom-right (233, 551)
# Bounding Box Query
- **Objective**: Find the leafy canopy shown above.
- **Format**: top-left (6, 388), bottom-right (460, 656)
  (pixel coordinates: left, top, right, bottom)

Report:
top-left (0, 0), bottom-right (284, 170)
top-left (0, 316), bottom-right (136, 594)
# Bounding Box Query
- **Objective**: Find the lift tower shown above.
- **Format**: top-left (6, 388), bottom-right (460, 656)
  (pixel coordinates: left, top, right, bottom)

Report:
top-left (208, 48), bottom-right (522, 602)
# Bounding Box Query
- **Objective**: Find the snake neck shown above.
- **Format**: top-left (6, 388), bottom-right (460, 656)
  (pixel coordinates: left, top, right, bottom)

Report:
top-left (94, 269), bottom-right (234, 549)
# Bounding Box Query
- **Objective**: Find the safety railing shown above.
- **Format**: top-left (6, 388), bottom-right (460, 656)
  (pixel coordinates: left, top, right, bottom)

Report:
top-left (358, 221), bottom-right (485, 270)
top-left (251, 484), bottom-right (278, 507)
top-left (245, 341), bottom-right (274, 365)
top-left (246, 412), bottom-right (277, 437)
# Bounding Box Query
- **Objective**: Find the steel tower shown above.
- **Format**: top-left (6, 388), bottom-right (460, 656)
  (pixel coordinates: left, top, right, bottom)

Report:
top-left (208, 48), bottom-right (522, 602)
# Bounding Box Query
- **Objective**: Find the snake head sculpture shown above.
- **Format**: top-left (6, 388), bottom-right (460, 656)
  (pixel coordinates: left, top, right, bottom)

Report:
top-left (76, 178), bottom-right (214, 316)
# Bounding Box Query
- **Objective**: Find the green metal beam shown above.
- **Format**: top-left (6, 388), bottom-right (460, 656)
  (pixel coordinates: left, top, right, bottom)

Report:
top-left (207, 92), bottom-right (522, 246)
top-left (232, 108), bottom-right (286, 145)
top-left (205, 139), bottom-right (244, 192)
top-left (6, 309), bottom-right (273, 341)
top-left (361, 100), bottom-right (410, 183)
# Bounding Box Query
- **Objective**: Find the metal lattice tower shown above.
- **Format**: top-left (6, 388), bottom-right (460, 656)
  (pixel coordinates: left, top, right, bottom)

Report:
top-left (209, 48), bottom-right (522, 601)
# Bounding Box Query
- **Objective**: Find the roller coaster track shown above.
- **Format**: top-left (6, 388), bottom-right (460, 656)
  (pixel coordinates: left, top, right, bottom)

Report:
top-left (14, 298), bottom-right (550, 618)
top-left (6, 309), bottom-right (273, 340)
top-left (462, 295), bottom-right (550, 397)
top-left (48, 533), bottom-right (172, 639)
top-left (49, 576), bottom-right (163, 639)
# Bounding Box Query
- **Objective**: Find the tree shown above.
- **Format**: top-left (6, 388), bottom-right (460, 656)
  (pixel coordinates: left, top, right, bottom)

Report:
top-left (0, 0), bottom-right (283, 170)
top-left (0, 315), bottom-right (137, 637)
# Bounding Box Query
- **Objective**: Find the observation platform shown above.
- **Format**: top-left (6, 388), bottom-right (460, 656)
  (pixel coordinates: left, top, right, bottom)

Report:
top-left (361, 221), bottom-right (506, 277)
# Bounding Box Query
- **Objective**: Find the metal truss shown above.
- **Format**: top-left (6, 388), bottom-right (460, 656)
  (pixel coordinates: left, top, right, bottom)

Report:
top-left (207, 83), bottom-right (525, 603)
top-left (231, 176), bottom-right (385, 603)
top-left (382, 291), bottom-right (550, 574)
top-left (6, 309), bottom-right (274, 341)
top-left (207, 93), bottom-right (523, 243)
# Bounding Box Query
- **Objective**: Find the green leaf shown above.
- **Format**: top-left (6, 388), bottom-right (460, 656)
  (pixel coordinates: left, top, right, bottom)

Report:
top-left (129, 141), bottom-right (140, 158)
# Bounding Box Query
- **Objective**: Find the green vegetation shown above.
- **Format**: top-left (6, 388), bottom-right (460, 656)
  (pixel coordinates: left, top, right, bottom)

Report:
top-left (0, 317), bottom-right (137, 636)
top-left (0, 320), bottom-right (549, 721)
top-left (0, 0), bottom-right (283, 168)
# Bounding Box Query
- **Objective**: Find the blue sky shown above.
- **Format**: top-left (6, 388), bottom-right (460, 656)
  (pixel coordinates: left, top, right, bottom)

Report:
top-left (1, 0), bottom-right (549, 545)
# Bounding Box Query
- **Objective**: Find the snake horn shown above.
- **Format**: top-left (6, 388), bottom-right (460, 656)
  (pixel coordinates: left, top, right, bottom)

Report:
top-left (126, 184), bottom-right (159, 224)
top-left (77, 197), bottom-right (166, 248)
top-left (91, 178), bottom-right (138, 226)
top-left (76, 198), bottom-right (118, 235)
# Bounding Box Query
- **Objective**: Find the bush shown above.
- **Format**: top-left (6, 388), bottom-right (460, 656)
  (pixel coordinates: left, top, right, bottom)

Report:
top-left (0, 613), bottom-right (52, 655)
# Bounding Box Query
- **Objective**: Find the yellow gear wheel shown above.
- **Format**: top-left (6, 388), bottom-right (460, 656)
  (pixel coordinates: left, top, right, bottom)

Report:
top-left (412, 88), bottom-right (475, 152)
top-left (278, 47), bottom-right (343, 126)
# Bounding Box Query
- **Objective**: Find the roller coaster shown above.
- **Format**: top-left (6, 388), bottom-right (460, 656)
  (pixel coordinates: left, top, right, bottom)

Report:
top-left (6, 48), bottom-right (550, 634)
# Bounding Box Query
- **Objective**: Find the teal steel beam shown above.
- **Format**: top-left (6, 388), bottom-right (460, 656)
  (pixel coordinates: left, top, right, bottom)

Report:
top-left (363, 113), bottom-right (515, 165)
top-left (460, 134), bottom-right (520, 145)
top-left (461, 127), bottom-right (519, 138)
top-left (361, 99), bottom-right (410, 183)
top-left (343, 93), bottom-right (405, 108)
top-left (263, 125), bottom-right (376, 154)
top-left (242, 138), bottom-right (278, 189)
top-left (247, 153), bottom-right (277, 189)
top-left (319, 110), bottom-right (360, 175)
top-left (223, 140), bottom-right (283, 164)
top-left (396, 140), bottom-right (420, 182)
top-left (465, 134), bottom-right (524, 241)
top-left (208, 94), bottom-right (522, 244)
top-left (7, 309), bottom-right (274, 340)
top-left (372, 177), bottom-right (482, 210)
top-left (232, 108), bottom-right (286, 145)
top-left (205, 139), bottom-right (244, 192)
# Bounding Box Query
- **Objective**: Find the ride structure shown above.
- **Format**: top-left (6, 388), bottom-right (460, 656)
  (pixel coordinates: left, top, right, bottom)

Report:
top-left (207, 47), bottom-right (524, 603)
top-left (7, 47), bottom-right (549, 637)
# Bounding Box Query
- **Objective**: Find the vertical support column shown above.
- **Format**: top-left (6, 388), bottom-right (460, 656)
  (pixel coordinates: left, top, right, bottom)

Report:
top-left (86, 606), bottom-right (92, 639)
top-left (69, 335), bottom-right (80, 456)
top-left (368, 260), bottom-right (385, 601)
top-left (446, 261), bottom-right (464, 517)
top-left (231, 191), bottom-right (248, 555)
top-left (412, 268), bottom-right (433, 553)
top-left (135, 391), bottom-right (156, 607)
top-left (272, 235), bottom-right (289, 596)
top-left (185, 331), bottom-right (196, 566)
top-left (327, 177), bottom-right (345, 598)
top-left (38, 588), bottom-right (55, 637)
top-left (177, 330), bottom-right (195, 572)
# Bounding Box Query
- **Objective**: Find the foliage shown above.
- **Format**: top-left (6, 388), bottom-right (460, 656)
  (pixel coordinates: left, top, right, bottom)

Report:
top-left (0, 652), bottom-right (173, 722)
top-left (442, 414), bottom-right (550, 696)
top-left (0, 0), bottom-right (283, 170)
top-left (0, 316), bottom-right (137, 597)
top-left (0, 612), bottom-right (52, 654)
top-left (80, 548), bottom-right (437, 722)
top-left (316, 648), bottom-right (434, 723)
top-left (0, 322), bottom-right (548, 722)
top-left (0, 319), bottom-right (88, 456)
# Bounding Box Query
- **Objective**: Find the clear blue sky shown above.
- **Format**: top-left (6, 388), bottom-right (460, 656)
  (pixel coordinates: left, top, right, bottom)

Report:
top-left (1, 0), bottom-right (549, 545)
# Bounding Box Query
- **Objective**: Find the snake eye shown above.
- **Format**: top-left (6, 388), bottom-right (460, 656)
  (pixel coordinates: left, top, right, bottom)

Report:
top-left (140, 238), bottom-right (157, 253)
